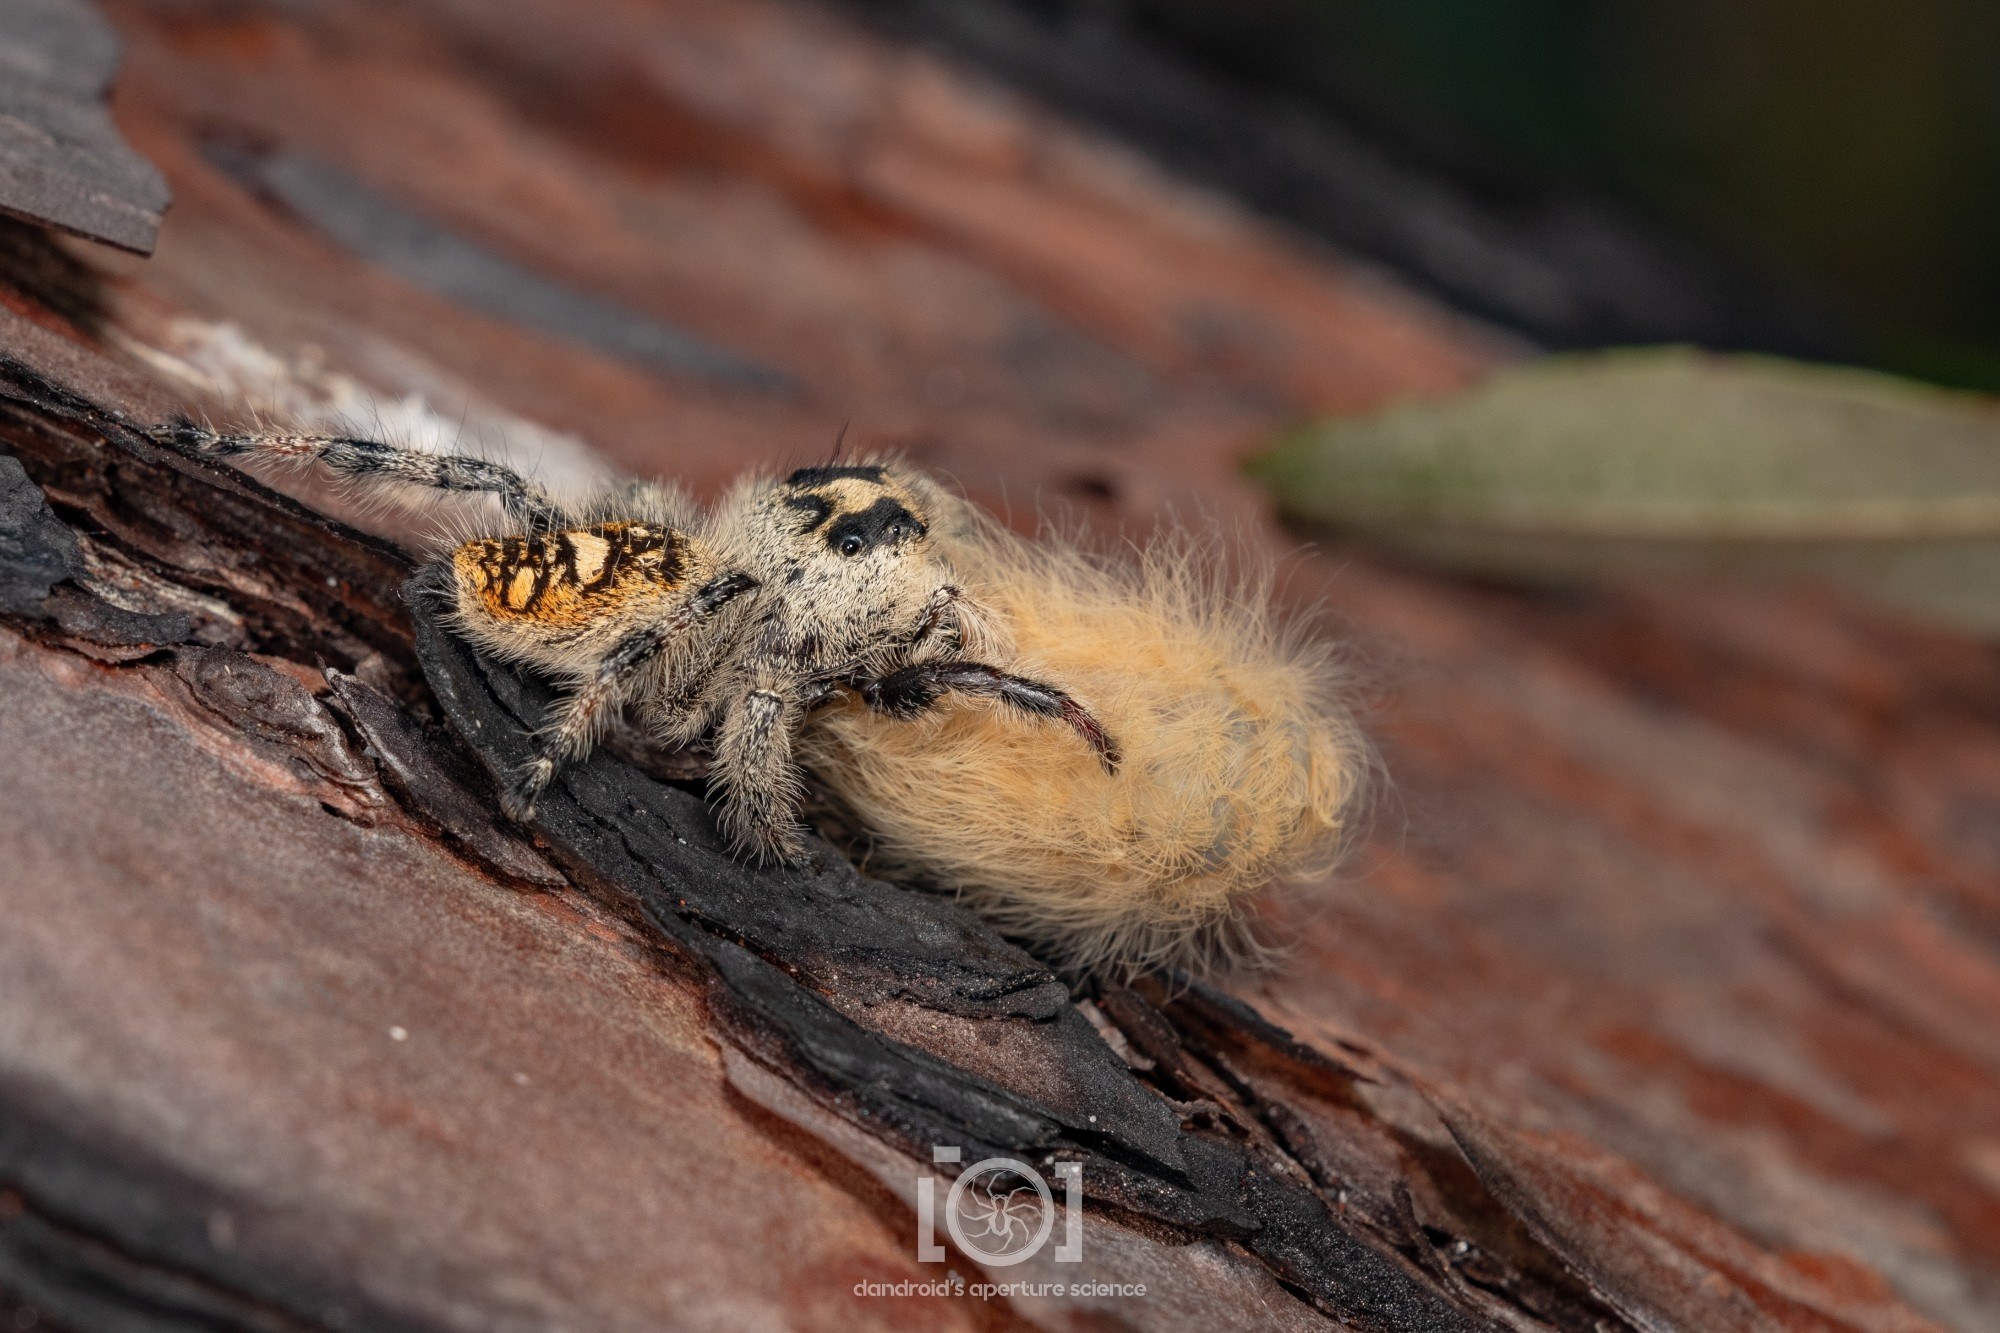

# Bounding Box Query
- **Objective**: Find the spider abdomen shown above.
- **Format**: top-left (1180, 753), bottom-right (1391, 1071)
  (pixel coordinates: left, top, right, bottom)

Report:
top-left (448, 521), bottom-right (730, 666)
top-left (457, 522), bottom-right (688, 621)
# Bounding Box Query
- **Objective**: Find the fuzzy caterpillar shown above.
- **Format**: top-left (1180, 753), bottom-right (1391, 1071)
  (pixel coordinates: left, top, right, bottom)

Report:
top-left (800, 503), bottom-right (1366, 979)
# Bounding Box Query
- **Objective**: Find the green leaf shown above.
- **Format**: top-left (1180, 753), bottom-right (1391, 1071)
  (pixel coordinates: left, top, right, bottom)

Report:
top-left (1250, 346), bottom-right (2000, 634)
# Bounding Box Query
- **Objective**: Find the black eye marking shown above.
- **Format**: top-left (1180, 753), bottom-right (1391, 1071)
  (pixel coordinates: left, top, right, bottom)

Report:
top-left (786, 463), bottom-right (887, 487)
top-left (782, 492), bottom-right (833, 532)
top-left (824, 496), bottom-right (927, 557)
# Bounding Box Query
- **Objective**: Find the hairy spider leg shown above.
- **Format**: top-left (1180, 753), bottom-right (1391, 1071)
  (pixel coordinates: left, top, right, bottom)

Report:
top-left (154, 419), bottom-right (568, 531)
top-left (903, 584), bottom-right (961, 647)
top-left (712, 677), bottom-right (810, 864)
top-left (853, 661), bottom-right (1121, 772)
top-left (503, 570), bottom-right (760, 817)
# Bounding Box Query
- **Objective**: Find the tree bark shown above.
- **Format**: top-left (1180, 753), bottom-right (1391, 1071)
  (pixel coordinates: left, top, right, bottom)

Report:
top-left (0, 3), bottom-right (1995, 1330)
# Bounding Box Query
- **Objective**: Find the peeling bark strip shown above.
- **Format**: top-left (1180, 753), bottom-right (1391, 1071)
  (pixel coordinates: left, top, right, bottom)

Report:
top-left (0, 344), bottom-right (417, 676)
top-left (0, 0), bottom-right (169, 253)
top-left (0, 451), bottom-right (83, 611)
top-left (0, 332), bottom-right (1654, 1329)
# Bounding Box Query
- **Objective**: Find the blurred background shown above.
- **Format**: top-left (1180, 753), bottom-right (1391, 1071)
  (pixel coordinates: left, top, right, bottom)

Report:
top-left (847, 0), bottom-right (2000, 634)
top-left (865, 0), bottom-right (2000, 385)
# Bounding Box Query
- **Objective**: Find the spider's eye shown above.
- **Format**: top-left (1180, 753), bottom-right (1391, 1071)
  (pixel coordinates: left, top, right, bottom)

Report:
top-left (839, 534), bottom-right (866, 557)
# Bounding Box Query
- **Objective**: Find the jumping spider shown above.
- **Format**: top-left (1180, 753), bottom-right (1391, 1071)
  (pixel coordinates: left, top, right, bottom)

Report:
top-left (155, 422), bottom-right (1119, 863)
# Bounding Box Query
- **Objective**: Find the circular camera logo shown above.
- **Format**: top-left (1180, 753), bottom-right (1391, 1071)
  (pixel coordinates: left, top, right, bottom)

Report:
top-left (916, 1146), bottom-right (1083, 1266)
top-left (944, 1158), bottom-right (1054, 1266)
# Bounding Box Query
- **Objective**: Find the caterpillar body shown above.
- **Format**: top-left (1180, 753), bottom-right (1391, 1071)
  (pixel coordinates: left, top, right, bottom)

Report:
top-left (806, 505), bottom-right (1364, 977)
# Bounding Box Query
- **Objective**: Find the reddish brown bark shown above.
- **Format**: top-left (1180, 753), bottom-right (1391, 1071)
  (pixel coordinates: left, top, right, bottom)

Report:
top-left (0, 3), bottom-right (1995, 1330)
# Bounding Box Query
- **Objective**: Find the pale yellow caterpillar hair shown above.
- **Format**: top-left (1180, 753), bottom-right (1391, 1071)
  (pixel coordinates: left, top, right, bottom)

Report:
top-left (800, 496), bottom-right (1368, 979)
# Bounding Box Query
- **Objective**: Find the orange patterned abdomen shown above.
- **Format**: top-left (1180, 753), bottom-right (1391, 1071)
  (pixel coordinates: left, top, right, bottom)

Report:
top-left (454, 522), bottom-right (689, 627)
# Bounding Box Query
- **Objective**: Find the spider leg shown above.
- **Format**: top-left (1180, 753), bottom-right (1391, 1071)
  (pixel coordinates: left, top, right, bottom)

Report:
top-left (853, 661), bottom-right (1120, 773)
top-left (711, 675), bottom-right (810, 865)
top-left (153, 418), bottom-right (567, 531)
top-left (501, 623), bottom-right (675, 819)
top-left (903, 584), bottom-right (961, 649)
top-left (503, 571), bottom-right (759, 818)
